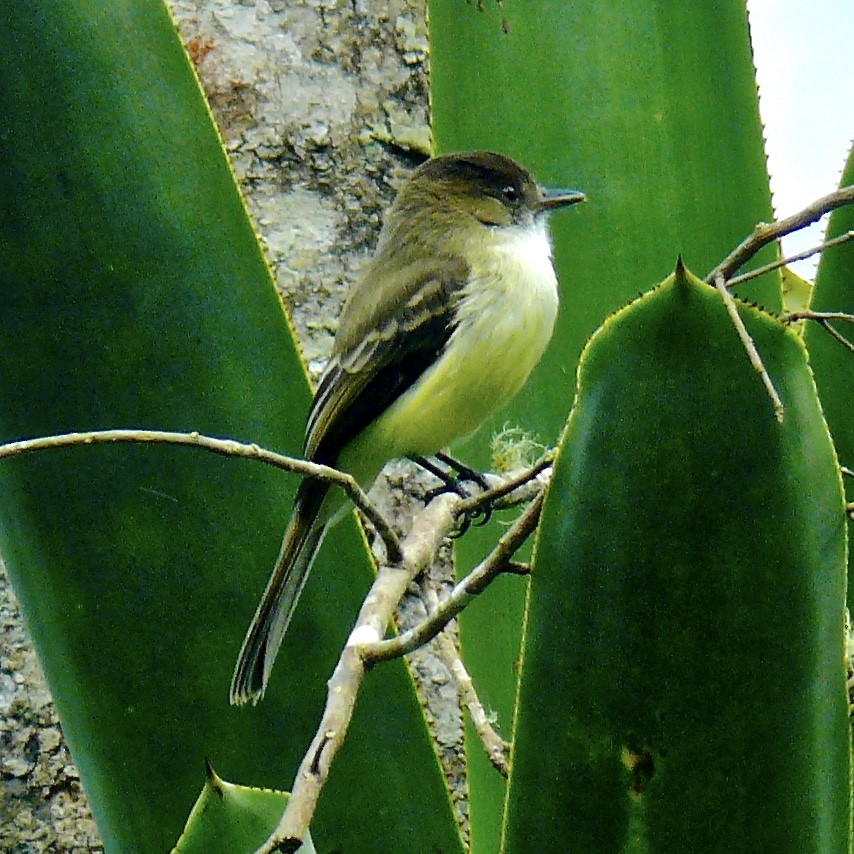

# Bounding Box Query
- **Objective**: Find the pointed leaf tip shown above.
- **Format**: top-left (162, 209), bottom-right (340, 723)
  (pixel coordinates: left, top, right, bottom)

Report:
top-left (174, 773), bottom-right (302, 853)
top-left (204, 760), bottom-right (226, 797)
top-left (673, 256), bottom-right (701, 290)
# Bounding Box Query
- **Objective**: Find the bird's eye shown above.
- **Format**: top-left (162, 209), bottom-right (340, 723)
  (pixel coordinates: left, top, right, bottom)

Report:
top-left (501, 185), bottom-right (519, 204)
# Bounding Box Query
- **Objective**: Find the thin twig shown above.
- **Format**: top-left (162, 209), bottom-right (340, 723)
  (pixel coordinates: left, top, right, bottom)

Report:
top-left (713, 275), bottom-right (785, 422)
top-left (726, 230), bottom-right (854, 287)
top-left (778, 311), bottom-right (854, 354)
top-left (458, 452), bottom-right (554, 515)
top-left (819, 320), bottom-right (854, 354)
top-left (363, 491), bottom-right (545, 664)
top-left (0, 428), bottom-right (402, 563)
top-left (421, 585), bottom-right (510, 778)
top-left (705, 185), bottom-right (854, 284)
top-left (256, 491), bottom-right (462, 854)
top-left (780, 310), bottom-right (854, 325)
top-left (504, 560), bottom-right (531, 575)
top-left (841, 466), bottom-right (854, 479)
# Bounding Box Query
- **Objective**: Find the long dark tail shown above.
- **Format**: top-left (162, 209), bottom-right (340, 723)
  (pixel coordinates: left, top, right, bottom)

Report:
top-left (230, 480), bottom-right (329, 705)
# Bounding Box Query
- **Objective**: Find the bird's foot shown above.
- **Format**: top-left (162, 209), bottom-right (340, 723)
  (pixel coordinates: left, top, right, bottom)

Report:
top-left (411, 453), bottom-right (494, 536)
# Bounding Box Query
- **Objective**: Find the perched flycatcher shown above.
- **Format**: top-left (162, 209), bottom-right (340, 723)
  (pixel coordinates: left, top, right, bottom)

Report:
top-left (231, 151), bottom-right (585, 704)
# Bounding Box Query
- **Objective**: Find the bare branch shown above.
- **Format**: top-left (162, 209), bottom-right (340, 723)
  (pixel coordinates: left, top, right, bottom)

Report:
top-left (705, 185), bottom-right (854, 285)
top-left (257, 464), bottom-right (550, 852)
top-left (363, 490), bottom-right (545, 664)
top-left (726, 230), bottom-right (854, 287)
top-left (441, 634), bottom-right (511, 777)
top-left (713, 275), bottom-right (785, 422)
top-left (0, 428), bottom-right (402, 563)
top-left (423, 585), bottom-right (510, 778)
top-left (256, 491), bottom-right (462, 853)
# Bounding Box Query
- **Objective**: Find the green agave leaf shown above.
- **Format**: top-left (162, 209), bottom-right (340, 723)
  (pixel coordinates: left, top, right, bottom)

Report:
top-left (804, 142), bottom-right (854, 610)
top-left (781, 266), bottom-right (813, 326)
top-left (506, 265), bottom-right (849, 852)
top-left (0, 2), bottom-right (462, 852)
top-left (428, 2), bottom-right (778, 849)
top-left (173, 767), bottom-right (313, 854)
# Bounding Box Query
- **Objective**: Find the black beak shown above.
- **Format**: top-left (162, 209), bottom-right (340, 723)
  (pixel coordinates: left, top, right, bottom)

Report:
top-left (537, 187), bottom-right (586, 212)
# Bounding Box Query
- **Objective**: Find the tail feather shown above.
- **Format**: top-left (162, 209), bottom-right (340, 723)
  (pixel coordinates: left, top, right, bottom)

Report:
top-left (230, 482), bottom-right (329, 705)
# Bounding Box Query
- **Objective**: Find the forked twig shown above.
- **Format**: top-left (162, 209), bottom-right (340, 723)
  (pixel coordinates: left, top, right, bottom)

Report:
top-left (258, 461), bottom-right (549, 852)
top-left (255, 491), bottom-right (462, 853)
top-left (702, 186), bottom-right (854, 423)
top-left (363, 490), bottom-right (545, 663)
top-left (780, 310), bottom-right (854, 353)
top-left (705, 186), bottom-right (854, 285)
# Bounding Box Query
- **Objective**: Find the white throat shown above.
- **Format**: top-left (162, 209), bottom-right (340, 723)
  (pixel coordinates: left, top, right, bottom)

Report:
top-left (497, 218), bottom-right (555, 271)
top-left (456, 217), bottom-right (559, 332)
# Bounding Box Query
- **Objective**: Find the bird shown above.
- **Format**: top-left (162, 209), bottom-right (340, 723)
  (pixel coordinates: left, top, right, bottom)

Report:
top-left (230, 151), bottom-right (585, 704)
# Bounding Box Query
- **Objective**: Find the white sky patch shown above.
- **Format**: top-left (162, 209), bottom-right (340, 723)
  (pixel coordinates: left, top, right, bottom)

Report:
top-left (747, 0), bottom-right (854, 278)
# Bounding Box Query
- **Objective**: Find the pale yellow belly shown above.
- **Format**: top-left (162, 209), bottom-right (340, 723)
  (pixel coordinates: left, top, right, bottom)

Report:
top-left (339, 238), bottom-right (559, 480)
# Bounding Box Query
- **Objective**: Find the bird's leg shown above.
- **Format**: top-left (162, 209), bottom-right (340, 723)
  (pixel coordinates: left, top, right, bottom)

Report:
top-left (435, 451), bottom-right (491, 492)
top-left (411, 453), bottom-right (494, 535)
top-left (411, 455), bottom-right (460, 492)
top-left (435, 452), bottom-right (498, 529)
